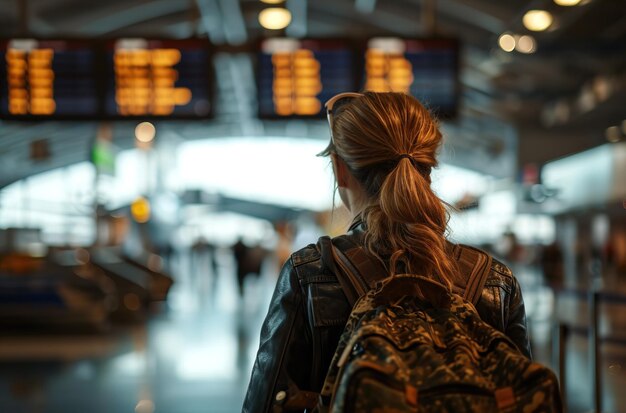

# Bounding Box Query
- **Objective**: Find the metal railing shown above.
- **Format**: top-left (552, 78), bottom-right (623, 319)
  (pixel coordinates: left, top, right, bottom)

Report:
top-left (554, 285), bottom-right (626, 413)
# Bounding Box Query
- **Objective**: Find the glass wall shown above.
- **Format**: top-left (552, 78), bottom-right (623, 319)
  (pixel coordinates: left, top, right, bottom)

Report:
top-left (0, 136), bottom-right (556, 248)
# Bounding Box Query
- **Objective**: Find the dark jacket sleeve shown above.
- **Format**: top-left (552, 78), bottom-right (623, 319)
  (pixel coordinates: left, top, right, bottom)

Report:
top-left (242, 258), bottom-right (312, 413)
top-left (505, 275), bottom-right (532, 359)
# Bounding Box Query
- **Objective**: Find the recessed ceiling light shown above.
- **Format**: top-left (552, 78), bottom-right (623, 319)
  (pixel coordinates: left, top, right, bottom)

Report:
top-left (523, 10), bottom-right (553, 32)
top-left (498, 33), bottom-right (516, 52)
top-left (516, 35), bottom-right (537, 53)
top-left (554, 100), bottom-right (570, 124)
top-left (135, 122), bottom-right (156, 143)
top-left (606, 126), bottom-right (621, 143)
top-left (592, 76), bottom-right (612, 101)
top-left (554, 0), bottom-right (582, 5)
top-left (259, 8), bottom-right (292, 30)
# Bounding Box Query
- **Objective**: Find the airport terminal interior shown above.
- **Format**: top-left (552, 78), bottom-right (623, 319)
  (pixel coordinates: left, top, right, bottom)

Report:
top-left (0, 0), bottom-right (625, 412)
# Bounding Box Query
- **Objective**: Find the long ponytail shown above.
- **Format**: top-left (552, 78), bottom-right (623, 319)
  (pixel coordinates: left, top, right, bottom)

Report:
top-left (330, 92), bottom-right (457, 287)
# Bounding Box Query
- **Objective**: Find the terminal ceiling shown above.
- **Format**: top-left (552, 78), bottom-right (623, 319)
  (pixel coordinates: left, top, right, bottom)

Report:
top-left (0, 0), bottom-right (624, 187)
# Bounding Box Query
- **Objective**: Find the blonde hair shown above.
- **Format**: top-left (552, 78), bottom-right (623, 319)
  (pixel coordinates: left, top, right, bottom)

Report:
top-left (327, 92), bottom-right (457, 288)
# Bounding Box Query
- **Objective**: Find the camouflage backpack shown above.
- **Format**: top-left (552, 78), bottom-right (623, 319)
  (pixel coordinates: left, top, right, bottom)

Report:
top-left (315, 236), bottom-right (562, 413)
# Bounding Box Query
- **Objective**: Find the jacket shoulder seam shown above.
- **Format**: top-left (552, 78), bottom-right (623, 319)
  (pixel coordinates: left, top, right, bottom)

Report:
top-left (491, 258), bottom-right (513, 278)
top-left (291, 244), bottom-right (321, 267)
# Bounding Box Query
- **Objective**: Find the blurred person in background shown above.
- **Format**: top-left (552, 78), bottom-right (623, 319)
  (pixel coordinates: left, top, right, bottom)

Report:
top-left (242, 92), bottom-right (532, 412)
top-left (232, 237), bottom-right (268, 297)
top-left (606, 228), bottom-right (626, 274)
top-left (540, 241), bottom-right (564, 291)
top-left (496, 229), bottom-right (525, 266)
top-left (190, 236), bottom-right (219, 298)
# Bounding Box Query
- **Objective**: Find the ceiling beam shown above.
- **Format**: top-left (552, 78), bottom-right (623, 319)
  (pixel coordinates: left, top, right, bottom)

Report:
top-left (217, 0), bottom-right (247, 45)
top-left (437, 0), bottom-right (505, 34)
top-left (308, 0), bottom-right (421, 36)
top-left (62, 0), bottom-right (191, 35)
top-left (286, 0), bottom-right (308, 38)
top-left (354, 0), bottom-right (377, 14)
top-left (195, 0), bottom-right (225, 44)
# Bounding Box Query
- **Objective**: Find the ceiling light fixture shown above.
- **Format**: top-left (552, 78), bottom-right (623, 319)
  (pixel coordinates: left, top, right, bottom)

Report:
top-left (554, 101), bottom-right (570, 124)
top-left (554, 0), bottom-right (582, 6)
top-left (606, 126), bottom-right (621, 143)
top-left (135, 122), bottom-right (156, 143)
top-left (260, 0), bottom-right (286, 4)
top-left (498, 33), bottom-right (516, 52)
top-left (592, 76), bottom-right (612, 101)
top-left (523, 10), bottom-right (553, 31)
top-left (516, 35), bottom-right (537, 53)
top-left (259, 8), bottom-right (292, 30)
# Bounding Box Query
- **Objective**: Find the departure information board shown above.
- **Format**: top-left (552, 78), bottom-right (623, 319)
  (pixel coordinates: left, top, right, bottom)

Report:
top-left (1, 37), bottom-right (458, 120)
top-left (257, 37), bottom-right (459, 119)
top-left (1, 38), bottom-right (212, 119)
top-left (258, 38), bottom-right (356, 118)
top-left (363, 38), bottom-right (458, 118)
top-left (0, 39), bottom-right (99, 117)
top-left (104, 39), bottom-right (211, 117)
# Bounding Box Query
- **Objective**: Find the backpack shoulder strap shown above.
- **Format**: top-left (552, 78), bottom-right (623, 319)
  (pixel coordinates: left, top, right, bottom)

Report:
top-left (334, 237), bottom-right (493, 307)
top-left (448, 243), bottom-right (493, 306)
top-left (332, 236), bottom-right (389, 288)
top-left (320, 236), bottom-right (493, 307)
top-left (318, 236), bottom-right (361, 306)
top-left (317, 236), bottom-right (387, 307)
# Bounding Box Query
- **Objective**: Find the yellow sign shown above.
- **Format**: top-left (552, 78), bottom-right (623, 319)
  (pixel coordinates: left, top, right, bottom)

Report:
top-left (131, 197), bottom-right (151, 223)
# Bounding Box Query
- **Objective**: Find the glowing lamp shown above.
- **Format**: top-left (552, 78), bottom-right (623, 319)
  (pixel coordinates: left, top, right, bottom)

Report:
top-left (606, 126), bottom-right (621, 143)
top-left (498, 34), bottom-right (516, 52)
top-left (516, 35), bottom-right (537, 54)
top-left (259, 8), bottom-right (292, 30)
top-left (523, 10), bottom-right (553, 32)
top-left (554, 0), bottom-right (581, 5)
top-left (135, 121), bottom-right (156, 143)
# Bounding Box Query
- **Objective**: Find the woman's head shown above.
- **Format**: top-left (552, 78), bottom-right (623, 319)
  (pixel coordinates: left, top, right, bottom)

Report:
top-left (323, 91), bottom-right (457, 287)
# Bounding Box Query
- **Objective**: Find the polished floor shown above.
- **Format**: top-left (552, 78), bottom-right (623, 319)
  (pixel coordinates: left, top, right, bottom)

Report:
top-left (0, 250), bottom-right (625, 413)
top-left (518, 265), bottom-right (626, 413)
top-left (0, 249), bottom-right (276, 413)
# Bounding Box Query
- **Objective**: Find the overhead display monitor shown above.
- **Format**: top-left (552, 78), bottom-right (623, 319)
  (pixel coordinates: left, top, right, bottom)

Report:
top-left (0, 38), bottom-right (213, 119)
top-left (258, 38), bottom-right (356, 118)
top-left (363, 37), bottom-right (459, 118)
top-left (0, 39), bottom-right (99, 118)
top-left (104, 38), bottom-right (212, 118)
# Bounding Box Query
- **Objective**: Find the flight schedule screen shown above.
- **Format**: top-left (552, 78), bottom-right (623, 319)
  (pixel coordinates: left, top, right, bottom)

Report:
top-left (104, 39), bottom-right (211, 117)
top-left (363, 37), bottom-right (458, 118)
top-left (0, 38), bottom-right (212, 119)
top-left (0, 39), bottom-right (99, 117)
top-left (258, 38), bottom-right (356, 118)
top-left (1, 37), bottom-right (458, 120)
top-left (257, 37), bottom-right (459, 119)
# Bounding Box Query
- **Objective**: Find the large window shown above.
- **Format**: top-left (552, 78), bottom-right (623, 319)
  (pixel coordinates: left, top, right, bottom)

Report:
top-left (1, 137), bottom-right (554, 247)
top-left (0, 162), bottom-right (96, 245)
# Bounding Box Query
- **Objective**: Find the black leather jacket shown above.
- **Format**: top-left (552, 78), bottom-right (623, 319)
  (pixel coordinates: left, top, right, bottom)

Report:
top-left (243, 225), bottom-right (532, 413)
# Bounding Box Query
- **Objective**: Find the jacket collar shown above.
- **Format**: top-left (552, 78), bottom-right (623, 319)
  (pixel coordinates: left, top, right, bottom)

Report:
top-left (348, 216), bottom-right (363, 232)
